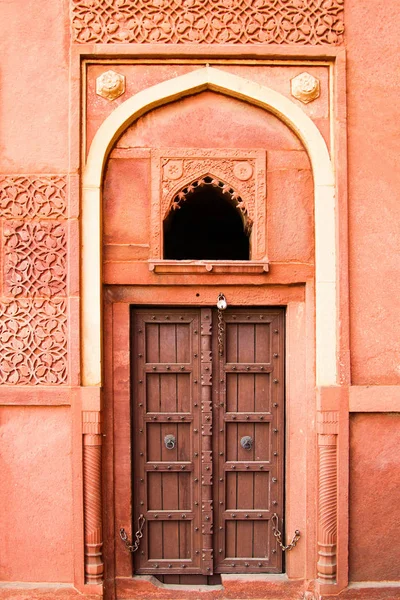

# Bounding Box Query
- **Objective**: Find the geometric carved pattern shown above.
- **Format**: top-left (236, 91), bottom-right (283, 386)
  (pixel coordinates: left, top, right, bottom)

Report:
top-left (83, 411), bottom-right (104, 583)
top-left (71, 0), bottom-right (344, 45)
top-left (0, 298), bottom-right (68, 385)
top-left (0, 176), bottom-right (66, 218)
top-left (4, 221), bottom-right (67, 297)
top-left (151, 149), bottom-right (267, 260)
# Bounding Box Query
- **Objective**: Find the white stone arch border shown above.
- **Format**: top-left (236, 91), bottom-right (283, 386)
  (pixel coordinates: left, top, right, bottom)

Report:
top-left (82, 65), bottom-right (337, 388)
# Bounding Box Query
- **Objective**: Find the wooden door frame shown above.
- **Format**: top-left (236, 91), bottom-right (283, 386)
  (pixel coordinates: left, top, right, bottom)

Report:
top-left (102, 283), bottom-right (312, 598)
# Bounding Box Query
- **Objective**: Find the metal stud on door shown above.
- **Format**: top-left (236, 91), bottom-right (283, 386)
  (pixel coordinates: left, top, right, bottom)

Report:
top-left (129, 308), bottom-right (289, 577)
top-left (213, 309), bottom-right (286, 574)
top-left (131, 309), bottom-right (203, 575)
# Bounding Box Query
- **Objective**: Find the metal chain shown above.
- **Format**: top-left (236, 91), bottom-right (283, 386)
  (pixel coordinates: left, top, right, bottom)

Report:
top-left (119, 514), bottom-right (146, 553)
top-left (217, 308), bottom-right (224, 356)
top-left (217, 293), bottom-right (227, 356)
top-left (271, 513), bottom-right (301, 552)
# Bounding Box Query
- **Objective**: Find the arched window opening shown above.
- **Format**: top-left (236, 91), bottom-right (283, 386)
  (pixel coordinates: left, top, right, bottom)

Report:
top-left (163, 177), bottom-right (251, 260)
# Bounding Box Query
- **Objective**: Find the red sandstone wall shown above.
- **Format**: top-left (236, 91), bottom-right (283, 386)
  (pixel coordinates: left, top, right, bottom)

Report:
top-left (346, 1), bottom-right (400, 385)
top-left (0, 407), bottom-right (73, 582)
top-left (346, 1), bottom-right (400, 581)
top-left (349, 414), bottom-right (400, 581)
top-left (0, 0), bottom-right (74, 584)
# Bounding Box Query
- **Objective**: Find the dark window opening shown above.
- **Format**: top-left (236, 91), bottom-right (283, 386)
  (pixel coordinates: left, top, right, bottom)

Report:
top-left (163, 184), bottom-right (250, 260)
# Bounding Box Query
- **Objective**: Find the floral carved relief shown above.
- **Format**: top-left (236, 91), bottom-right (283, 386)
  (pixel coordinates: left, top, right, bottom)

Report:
top-left (0, 176), bottom-right (66, 219)
top-left (151, 149), bottom-right (266, 260)
top-left (71, 0), bottom-right (344, 45)
top-left (161, 158), bottom-right (257, 220)
top-left (4, 221), bottom-right (67, 298)
top-left (0, 176), bottom-right (69, 386)
top-left (0, 299), bottom-right (68, 385)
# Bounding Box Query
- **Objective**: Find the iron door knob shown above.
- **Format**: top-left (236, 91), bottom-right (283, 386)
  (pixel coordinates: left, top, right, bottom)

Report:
top-left (240, 436), bottom-right (253, 450)
top-left (164, 434), bottom-right (176, 450)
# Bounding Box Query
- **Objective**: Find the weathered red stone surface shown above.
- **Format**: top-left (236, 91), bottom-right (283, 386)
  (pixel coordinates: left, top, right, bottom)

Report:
top-left (349, 414), bottom-right (400, 581)
top-left (0, 407), bottom-right (73, 582)
top-left (346, 1), bottom-right (400, 385)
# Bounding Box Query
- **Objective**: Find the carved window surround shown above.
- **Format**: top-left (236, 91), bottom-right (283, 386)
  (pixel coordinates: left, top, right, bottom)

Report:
top-left (150, 148), bottom-right (268, 274)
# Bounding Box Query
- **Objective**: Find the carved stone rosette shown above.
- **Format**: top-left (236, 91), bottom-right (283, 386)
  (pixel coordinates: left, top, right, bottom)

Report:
top-left (83, 411), bottom-right (104, 583)
top-left (317, 411), bottom-right (339, 582)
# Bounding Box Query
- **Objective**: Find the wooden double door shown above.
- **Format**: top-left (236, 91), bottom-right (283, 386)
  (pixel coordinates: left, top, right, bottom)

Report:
top-left (131, 307), bottom-right (285, 576)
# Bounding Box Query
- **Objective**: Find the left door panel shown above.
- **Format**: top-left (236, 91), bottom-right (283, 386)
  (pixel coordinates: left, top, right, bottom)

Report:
top-left (131, 309), bottom-right (207, 575)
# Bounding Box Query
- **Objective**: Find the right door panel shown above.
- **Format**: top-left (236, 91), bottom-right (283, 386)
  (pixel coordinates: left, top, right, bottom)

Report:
top-left (213, 308), bottom-right (285, 574)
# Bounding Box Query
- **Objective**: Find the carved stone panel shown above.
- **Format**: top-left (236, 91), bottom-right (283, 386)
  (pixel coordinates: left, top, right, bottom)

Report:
top-left (4, 220), bottom-right (67, 298)
top-left (0, 176), bottom-right (69, 386)
top-left (0, 298), bottom-right (68, 385)
top-left (71, 0), bottom-right (344, 46)
top-left (151, 149), bottom-right (267, 261)
top-left (0, 176), bottom-right (66, 219)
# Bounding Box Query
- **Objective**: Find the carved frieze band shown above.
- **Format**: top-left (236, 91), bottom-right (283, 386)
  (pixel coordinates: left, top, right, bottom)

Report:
top-left (71, 0), bottom-right (344, 45)
top-left (0, 177), bottom-right (69, 386)
top-left (317, 411), bottom-right (339, 582)
top-left (83, 411), bottom-right (104, 584)
top-left (200, 308), bottom-right (213, 574)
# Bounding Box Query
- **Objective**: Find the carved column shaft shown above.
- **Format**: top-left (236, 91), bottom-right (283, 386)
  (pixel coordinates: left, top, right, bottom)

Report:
top-left (83, 411), bottom-right (104, 584)
top-left (317, 412), bottom-right (339, 583)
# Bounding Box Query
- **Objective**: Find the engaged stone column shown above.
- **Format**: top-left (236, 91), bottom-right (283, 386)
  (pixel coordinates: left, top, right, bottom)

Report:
top-left (317, 411), bottom-right (338, 582)
top-left (83, 411), bottom-right (104, 583)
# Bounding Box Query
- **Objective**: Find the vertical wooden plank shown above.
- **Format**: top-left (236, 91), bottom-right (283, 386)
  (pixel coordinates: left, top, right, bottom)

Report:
top-left (225, 322), bottom-right (238, 363)
top-left (225, 473), bottom-right (237, 510)
top-left (178, 473), bottom-right (191, 509)
top-left (146, 423), bottom-right (161, 462)
top-left (145, 323), bottom-right (160, 363)
top-left (160, 373), bottom-right (177, 413)
top-left (176, 323), bottom-right (190, 363)
top-left (177, 373), bottom-right (190, 413)
top-left (148, 521), bottom-right (163, 560)
top-left (226, 422), bottom-right (238, 462)
top-left (253, 522), bottom-right (269, 559)
top-left (226, 373), bottom-right (238, 413)
top-left (238, 323), bottom-right (255, 363)
top-left (179, 520), bottom-right (191, 560)
top-left (254, 422), bottom-right (270, 462)
top-left (159, 323), bottom-right (177, 363)
top-left (146, 373), bottom-right (160, 413)
top-left (254, 473), bottom-right (269, 509)
top-left (255, 373), bottom-right (269, 413)
top-left (236, 522), bottom-right (253, 558)
top-left (255, 323), bottom-right (270, 363)
top-left (147, 472), bottom-right (162, 510)
top-left (238, 373), bottom-right (255, 414)
top-left (225, 521), bottom-right (237, 559)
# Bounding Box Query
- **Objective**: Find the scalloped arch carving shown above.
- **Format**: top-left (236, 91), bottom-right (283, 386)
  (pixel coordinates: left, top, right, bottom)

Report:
top-left (166, 174), bottom-right (253, 235)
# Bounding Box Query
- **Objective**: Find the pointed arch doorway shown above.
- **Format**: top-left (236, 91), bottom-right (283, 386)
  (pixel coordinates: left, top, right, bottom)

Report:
top-left (83, 66), bottom-right (343, 597)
